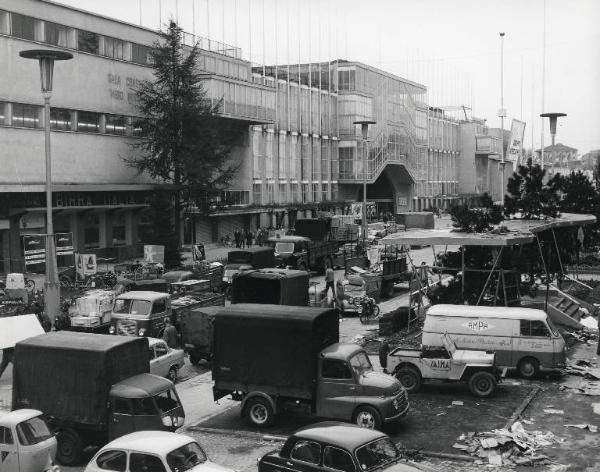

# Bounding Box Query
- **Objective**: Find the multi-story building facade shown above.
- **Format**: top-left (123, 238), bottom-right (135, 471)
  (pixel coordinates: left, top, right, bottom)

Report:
top-left (1, 0), bottom-right (480, 270)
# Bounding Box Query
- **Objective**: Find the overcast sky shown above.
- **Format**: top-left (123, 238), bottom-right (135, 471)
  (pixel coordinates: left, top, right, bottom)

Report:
top-left (56, 0), bottom-right (600, 155)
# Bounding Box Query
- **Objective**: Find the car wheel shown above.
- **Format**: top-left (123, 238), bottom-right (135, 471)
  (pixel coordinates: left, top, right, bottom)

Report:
top-left (518, 357), bottom-right (540, 379)
top-left (168, 366), bottom-right (179, 383)
top-left (353, 405), bottom-right (382, 430)
top-left (395, 366), bottom-right (422, 393)
top-left (56, 429), bottom-right (84, 466)
top-left (468, 371), bottom-right (496, 398)
top-left (244, 397), bottom-right (274, 427)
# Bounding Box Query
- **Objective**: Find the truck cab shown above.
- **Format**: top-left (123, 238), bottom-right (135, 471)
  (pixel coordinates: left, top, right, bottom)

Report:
top-left (271, 236), bottom-right (310, 268)
top-left (317, 344), bottom-right (409, 429)
top-left (109, 291), bottom-right (171, 337)
top-left (0, 409), bottom-right (59, 472)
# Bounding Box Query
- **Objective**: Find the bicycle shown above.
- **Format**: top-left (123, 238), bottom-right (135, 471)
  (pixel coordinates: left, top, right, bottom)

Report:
top-left (355, 296), bottom-right (381, 324)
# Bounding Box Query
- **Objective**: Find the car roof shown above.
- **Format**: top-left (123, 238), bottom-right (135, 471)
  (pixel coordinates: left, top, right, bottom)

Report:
top-left (99, 431), bottom-right (194, 456)
top-left (0, 409), bottom-right (43, 426)
top-left (116, 291), bottom-right (168, 301)
top-left (427, 304), bottom-right (547, 321)
top-left (294, 422), bottom-right (386, 450)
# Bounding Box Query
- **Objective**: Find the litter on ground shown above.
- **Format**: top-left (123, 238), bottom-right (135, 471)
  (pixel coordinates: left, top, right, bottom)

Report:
top-left (564, 424), bottom-right (598, 432)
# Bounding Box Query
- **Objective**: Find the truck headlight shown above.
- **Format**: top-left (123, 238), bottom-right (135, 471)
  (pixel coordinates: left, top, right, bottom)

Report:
top-left (393, 398), bottom-right (400, 410)
top-left (108, 326), bottom-right (115, 334)
top-left (138, 328), bottom-right (146, 336)
top-left (161, 416), bottom-right (173, 427)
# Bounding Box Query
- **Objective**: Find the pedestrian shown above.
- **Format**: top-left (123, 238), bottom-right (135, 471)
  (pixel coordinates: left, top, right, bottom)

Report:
top-left (234, 229), bottom-right (241, 248)
top-left (246, 230), bottom-right (253, 248)
top-left (256, 227), bottom-right (263, 247)
top-left (162, 317), bottom-right (179, 349)
top-left (240, 230), bottom-right (246, 248)
top-left (324, 266), bottom-right (335, 298)
top-left (0, 347), bottom-right (14, 380)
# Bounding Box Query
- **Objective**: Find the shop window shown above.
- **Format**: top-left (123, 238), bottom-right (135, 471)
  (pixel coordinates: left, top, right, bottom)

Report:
top-left (50, 108), bottom-right (71, 131)
top-left (78, 30), bottom-right (99, 54)
top-left (312, 184), bottom-right (320, 203)
top-left (131, 43), bottom-right (151, 65)
top-left (45, 21), bottom-right (69, 47)
top-left (12, 103), bottom-right (39, 128)
top-left (103, 36), bottom-right (125, 60)
top-left (105, 114), bottom-right (126, 135)
top-left (77, 111), bottom-right (100, 133)
top-left (84, 227), bottom-right (99, 249)
top-left (11, 13), bottom-right (35, 40)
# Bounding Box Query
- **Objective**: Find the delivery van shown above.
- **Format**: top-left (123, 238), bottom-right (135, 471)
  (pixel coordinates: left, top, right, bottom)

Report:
top-left (422, 304), bottom-right (566, 379)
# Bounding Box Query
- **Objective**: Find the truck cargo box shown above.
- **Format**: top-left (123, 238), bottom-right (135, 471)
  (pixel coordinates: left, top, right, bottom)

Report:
top-left (179, 306), bottom-right (222, 360)
top-left (294, 218), bottom-right (331, 242)
top-left (12, 332), bottom-right (149, 429)
top-left (213, 304), bottom-right (339, 399)
top-left (231, 269), bottom-right (309, 306)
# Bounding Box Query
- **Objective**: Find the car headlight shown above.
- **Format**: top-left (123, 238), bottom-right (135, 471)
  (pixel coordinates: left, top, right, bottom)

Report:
top-left (138, 328), bottom-right (146, 336)
top-left (108, 326), bottom-right (115, 334)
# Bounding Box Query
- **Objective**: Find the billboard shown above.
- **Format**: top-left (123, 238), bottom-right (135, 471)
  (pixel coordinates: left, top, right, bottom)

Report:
top-left (23, 234), bottom-right (46, 268)
top-left (507, 119), bottom-right (526, 169)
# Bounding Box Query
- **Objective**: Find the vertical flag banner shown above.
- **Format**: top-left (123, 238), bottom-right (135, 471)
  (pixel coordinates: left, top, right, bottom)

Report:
top-left (507, 119), bottom-right (526, 169)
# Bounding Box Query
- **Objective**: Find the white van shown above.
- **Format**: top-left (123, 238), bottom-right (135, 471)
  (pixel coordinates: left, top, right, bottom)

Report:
top-left (422, 304), bottom-right (566, 379)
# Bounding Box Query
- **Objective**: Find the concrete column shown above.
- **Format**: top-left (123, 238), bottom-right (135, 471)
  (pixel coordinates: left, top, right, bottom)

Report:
top-left (69, 213), bottom-right (84, 253)
top-left (124, 210), bottom-right (136, 245)
top-left (8, 215), bottom-right (23, 272)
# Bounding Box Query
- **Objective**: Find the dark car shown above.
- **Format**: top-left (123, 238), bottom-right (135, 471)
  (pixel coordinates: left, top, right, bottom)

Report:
top-left (258, 422), bottom-right (423, 472)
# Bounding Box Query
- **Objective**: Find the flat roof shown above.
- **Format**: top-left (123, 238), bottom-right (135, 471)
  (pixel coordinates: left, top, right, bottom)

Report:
top-left (427, 304), bottom-right (547, 320)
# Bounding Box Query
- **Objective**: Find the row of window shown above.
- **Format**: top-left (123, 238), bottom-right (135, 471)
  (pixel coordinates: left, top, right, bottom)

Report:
top-left (0, 101), bottom-right (143, 136)
top-left (253, 182), bottom-right (338, 206)
top-left (2, 10), bottom-right (152, 65)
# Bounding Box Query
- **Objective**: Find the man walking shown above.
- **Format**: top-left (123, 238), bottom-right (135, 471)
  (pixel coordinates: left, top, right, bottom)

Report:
top-left (162, 318), bottom-right (178, 349)
top-left (324, 266), bottom-right (335, 299)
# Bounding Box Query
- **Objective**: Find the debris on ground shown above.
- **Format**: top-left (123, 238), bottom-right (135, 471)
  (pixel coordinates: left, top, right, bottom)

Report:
top-left (592, 403), bottom-right (600, 415)
top-left (452, 421), bottom-right (563, 467)
top-left (562, 361), bottom-right (600, 380)
top-left (579, 316), bottom-right (599, 331)
top-left (564, 424), bottom-right (598, 432)
top-left (559, 375), bottom-right (600, 396)
top-left (562, 327), bottom-right (598, 347)
top-left (543, 408), bottom-right (565, 415)
top-left (451, 401), bottom-right (464, 406)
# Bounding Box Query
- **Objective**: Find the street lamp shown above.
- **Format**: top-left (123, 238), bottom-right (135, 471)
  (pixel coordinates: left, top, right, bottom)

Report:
top-left (540, 112), bottom-right (567, 170)
top-left (353, 120), bottom-right (376, 247)
top-left (20, 49), bottom-right (73, 327)
top-left (498, 32), bottom-right (507, 206)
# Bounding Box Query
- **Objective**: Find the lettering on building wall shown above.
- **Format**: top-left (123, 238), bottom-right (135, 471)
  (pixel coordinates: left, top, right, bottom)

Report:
top-left (107, 73), bottom-right (142, 104)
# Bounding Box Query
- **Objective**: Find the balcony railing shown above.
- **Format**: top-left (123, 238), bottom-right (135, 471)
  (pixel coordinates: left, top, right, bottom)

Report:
top-left (182, 32), bottom-right (242, 59)
top-left (476, 135), bottom-right (502, 155)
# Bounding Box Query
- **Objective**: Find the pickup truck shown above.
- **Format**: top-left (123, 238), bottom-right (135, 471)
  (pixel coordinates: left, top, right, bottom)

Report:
top-left (385, 333), bottom-right (501, 397)
top-left (212, 304), bottom-right (409, 430)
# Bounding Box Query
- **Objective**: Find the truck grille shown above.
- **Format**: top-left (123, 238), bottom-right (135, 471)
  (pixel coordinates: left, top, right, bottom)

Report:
top-left (393, 389), bottom-right (408, 412)
top-left (117, 320), bottom-right (137, 336)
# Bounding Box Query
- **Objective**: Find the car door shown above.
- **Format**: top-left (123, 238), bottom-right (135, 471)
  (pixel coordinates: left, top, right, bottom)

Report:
top-left (286, 439), bottom-right (323, 472)
top-left (91, 449), bottom-right (127, 472)
top-left (322, 445), bottom-right (356, 472)
top-left (129, 452), bottom-right (167, 472)
top-left (0, 425), bottom-right (19, 472)
top-left (317, 359), bottom-right (356, 420)
top-left (108, 397), bottom-right (136, 441)
top-left (153, 342), bottom-right (170, 378)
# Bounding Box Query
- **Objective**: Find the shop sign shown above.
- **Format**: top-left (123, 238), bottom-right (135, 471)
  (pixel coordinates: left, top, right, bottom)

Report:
top-left (76, 253), bottom-right (97, 276)
top-left (144, 245), bottom-right (165, 264)
top-left (55, 232), bottom-right (74, 256)
top-left (23, 235), bottom-right (46, 266)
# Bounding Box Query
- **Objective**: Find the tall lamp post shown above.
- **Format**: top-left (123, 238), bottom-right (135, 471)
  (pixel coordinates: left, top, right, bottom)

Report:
top-left (20, 49), bottom-right (73, 327)
top-left (353, 120), bottom-right (376, 247)
top-left (540, 112), bottom-right (567, 171)
top-left (498, 32), bottom-right (507, 206)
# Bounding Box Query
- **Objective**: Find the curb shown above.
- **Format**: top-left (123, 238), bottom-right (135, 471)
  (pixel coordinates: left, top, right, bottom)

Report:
top-left (184, 425), bottom-right (286, 442)
top-left (404, 449), bottom-right (477, 463)
top-left (503, 384), bottom-right (542, 430)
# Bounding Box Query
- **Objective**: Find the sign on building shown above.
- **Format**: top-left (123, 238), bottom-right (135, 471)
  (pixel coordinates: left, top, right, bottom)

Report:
top-left (507, 119), bottom-right (526, 169)
top-left (55, 233), bottom-right (74, 256)
top-left (23, 235), bottom-right (46, 267)
top-left (76, 253), bottom-right (97, 276)
top-left (144, 245), bottom-right (165, 264)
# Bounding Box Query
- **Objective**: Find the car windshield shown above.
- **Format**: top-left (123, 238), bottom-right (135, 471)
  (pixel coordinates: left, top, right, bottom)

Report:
top-left (355, 437), bottom-right (399, 470)
top-left (275, 242), bottom-right (294, 254)
top-left (113, 299), bottom-right (152, 315)
top-left (349, 351), bottom-right (373, 376)
top-left (166, 441), bottom-right (207, 472)
top-left (16, 416), bottom-right (53, 446)
top-left (154, 388), bottom-right (182, 414)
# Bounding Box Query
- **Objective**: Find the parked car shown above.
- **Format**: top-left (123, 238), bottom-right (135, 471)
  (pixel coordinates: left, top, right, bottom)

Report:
top-left (258, 422), bottom-right (422, 472)
top-left (84, 431), bottom-right (235, 472)
top-left (0, 409), bottom-right (60, 472)
top-left (148, 337), bottom-right (185, 382)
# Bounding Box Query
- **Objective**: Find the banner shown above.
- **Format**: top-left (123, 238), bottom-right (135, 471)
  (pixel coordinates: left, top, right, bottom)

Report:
top-left (144, 245), bottom-right (165, 264)
top-left (23, 234), bottom-right (46, 267)
top-left (55, 232), bottom-right (74, 256)
top-left (76, 253), bottom-right (97, 276)
top-left (507, 119), bottom-right (526, 169)
top-left (350, 202), bottom-right (377, 220)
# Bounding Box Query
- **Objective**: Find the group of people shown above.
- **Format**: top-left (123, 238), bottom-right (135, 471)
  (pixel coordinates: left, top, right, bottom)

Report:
top-left (232, 227), bottom-right (270, 248)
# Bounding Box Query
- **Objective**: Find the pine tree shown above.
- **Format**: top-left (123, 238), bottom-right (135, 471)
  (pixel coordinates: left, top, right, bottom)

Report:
top-left (147, 191), bottom-right (183, 269)
top-left (126, 21), bottom-right (236, 249)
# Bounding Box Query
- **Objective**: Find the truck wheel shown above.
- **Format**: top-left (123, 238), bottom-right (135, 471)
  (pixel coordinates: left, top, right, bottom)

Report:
top-left (395, 367), bottom-right (422, 393)
top-left (168, 366), bottom-right (179, 383)
top-left (353, 406), bottom-right (382, 430)
top-left (518, 357), bottom-right (540, 379)
top-left (244, 397), bottom-right (274, 427)
top-left (56, 429), bottom-right (84, 466)
top-left (468, 371), bottom-right (497, 398)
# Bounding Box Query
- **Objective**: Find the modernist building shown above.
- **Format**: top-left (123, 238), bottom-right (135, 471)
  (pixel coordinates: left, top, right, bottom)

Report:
top-left (534, 143), bottom-right (579, 177)
top-left (1, 0), bottom-right (485, 270)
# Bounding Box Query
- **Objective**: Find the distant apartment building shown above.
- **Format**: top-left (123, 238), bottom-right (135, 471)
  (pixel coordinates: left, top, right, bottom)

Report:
top-left (534, 143), bottom-right (578, 177)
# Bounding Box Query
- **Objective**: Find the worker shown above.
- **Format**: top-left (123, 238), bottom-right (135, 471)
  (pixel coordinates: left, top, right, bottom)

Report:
top-left (162, 317), bottom-right (179, 349)
top-left (324, 266), bottom-right (335, 299)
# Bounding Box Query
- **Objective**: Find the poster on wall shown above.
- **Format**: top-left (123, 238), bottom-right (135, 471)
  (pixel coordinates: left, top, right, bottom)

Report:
top-left (397, 195), bottom-right (408, 207)
top-left (23, 234), bottom-right (46, 269)
top-left (76, 253), bottom-right (97, 276)
top-left (144, 245), bottom-right (165, 264)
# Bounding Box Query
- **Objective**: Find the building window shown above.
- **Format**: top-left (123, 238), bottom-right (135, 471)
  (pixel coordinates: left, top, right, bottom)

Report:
top-left (338, 69), bottom-right (355, 91)
top-left (322, 183), bottom-right (329, 202)
top-left (312, 184), bottom-right (320, 203)
top-left (131, 43), bottom-right (151, 65)
top-left (103, 36), bottom-right (125, 60)
top-left (11, 13), bottom-right (36, 41)
top-left (50, 108), bottom-right (71, 131)
top-left (302, 184), bottom-right (310, 203)
top-left (78, 30), bottom-right (99, 54)
top-left (132, 118), bottom-right (145, 137)
top-left (105, 115), bottom-right (126, 135)
top-left (253, 183), bottom-right (262, 205)
top-left (291, 183), bottom-right (299, 203)
top-left (0, 102), bottom-right (5, 126)
top-left (12, 103), bottom-right (39, 128)
top-left (45, 21), bottom-right (69, 47)
top-left (266, 183), bottom-right (275, 204)
top-left (77, 111), bottom-right (100, 133)
top-left (279, 183), bottom-right (288, 203)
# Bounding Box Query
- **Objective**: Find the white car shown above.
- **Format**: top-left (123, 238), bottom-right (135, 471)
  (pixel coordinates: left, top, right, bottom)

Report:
top-left (84, 431), bottom-right (235, 472)
top-left (149, 337), bottom-right (185, 382)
